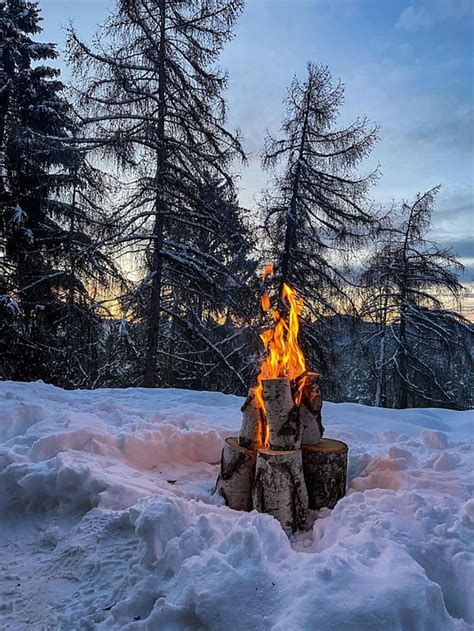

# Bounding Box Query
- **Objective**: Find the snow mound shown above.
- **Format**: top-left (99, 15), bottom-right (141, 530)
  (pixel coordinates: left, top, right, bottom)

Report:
top-left (0, 380), bottom-right (472, 630)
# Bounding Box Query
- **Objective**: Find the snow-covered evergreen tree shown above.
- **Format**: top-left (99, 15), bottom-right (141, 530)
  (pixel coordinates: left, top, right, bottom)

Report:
top-left (67, 0), bottom-right (253, 387)
top-left (0, 0), bottom-right (119, 384)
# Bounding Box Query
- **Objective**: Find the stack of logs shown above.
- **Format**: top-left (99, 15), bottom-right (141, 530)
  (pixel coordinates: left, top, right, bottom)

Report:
top-left (215, 372), bottom-right (348, 532)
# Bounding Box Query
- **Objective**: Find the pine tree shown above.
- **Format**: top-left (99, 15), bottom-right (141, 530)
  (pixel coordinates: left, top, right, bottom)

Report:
top-left (0, 0), bottom-right (119, 384)
top-left (67, 0), bottom-right (249, 387)
top-left (360, 188), bottom-right (472, 408)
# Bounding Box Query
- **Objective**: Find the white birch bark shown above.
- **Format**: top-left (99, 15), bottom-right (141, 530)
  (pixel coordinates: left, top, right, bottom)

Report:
top-left (215, 437), bottom-right (257, 511)
top-left (252, 448), bottom-right (308, 532)
top-left (239, 387), bottom-right (263, 449)
top-left (262, 377), bottom-right (301, 449)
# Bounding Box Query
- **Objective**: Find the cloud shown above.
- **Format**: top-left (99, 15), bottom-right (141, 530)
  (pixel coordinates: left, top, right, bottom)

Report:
top-left (397, 6), bottom-right (433, 31)
top-left (429, 188), bottom-right (474, 269)
top-left (396, 0), bottom-right (472, 31)
top-left (438, 238), bottom-right (473, 258)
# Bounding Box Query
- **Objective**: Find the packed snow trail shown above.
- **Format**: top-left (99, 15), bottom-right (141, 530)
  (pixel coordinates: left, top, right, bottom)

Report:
top-left (0, 381), bottom-right (472, 630)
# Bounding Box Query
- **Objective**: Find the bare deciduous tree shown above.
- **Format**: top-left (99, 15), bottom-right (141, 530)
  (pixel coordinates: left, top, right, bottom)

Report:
top-left (360, 188), bottom-right (471, 408)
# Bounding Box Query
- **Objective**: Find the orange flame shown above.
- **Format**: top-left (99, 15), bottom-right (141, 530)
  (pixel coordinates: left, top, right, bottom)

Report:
top-left (254, 265), bottom-right (307, 447)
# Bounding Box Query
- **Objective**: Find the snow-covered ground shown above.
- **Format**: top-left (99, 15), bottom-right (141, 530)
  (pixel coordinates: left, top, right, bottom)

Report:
top-left (0, 381), bottom-right (472, 630)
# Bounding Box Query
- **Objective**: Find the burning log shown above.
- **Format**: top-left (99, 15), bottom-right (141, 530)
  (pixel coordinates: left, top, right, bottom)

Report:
top-left (215, 265), bottom-right (350, 534)
top-left (239, 388), bottom-right (263, 449)
top-left (300, 372), bottom-right (324, 445)
top-left (302, 438), bottom-right (348, 510)
top-left (215, 437), bottom-right (257, 511)
top-left (262, 377), bottom-right (301, 450)
top-left (252, 448), bottom-right (308, 532)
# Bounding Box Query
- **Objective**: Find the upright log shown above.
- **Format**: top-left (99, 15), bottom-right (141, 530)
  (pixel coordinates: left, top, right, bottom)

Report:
top-left (239, 388), bottom-right (263, 449)
top-left (302, 438), bottom-right (348, 510)
top-left (215, 437), bottom-right (257, 511)
top-left (252, 448), bottom-right (308, 532)
top-left (300, 372), bottom-right (324, 445)
top-left (262, 378), bottom-right (301, 450)
top-left (300, 403), bottom-right (324, 444)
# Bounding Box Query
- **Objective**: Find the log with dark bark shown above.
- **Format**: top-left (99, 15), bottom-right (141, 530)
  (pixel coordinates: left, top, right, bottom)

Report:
top-left (215, 437), bottom-right (257, 511)
top-left (300, 372), bottom-right (324, 445)
top-left (252, 448), bottom-right (308, 532)
top-left (239, 388), bottom-right (263, 449)
top-left (302, 438), bottom-right (348, 509)
top-left (262, 378), bottom-right (301, 450)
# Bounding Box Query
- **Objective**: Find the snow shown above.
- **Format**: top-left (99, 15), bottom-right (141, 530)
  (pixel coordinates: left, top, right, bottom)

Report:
top-left (0, 380), bottom-right (472, 630)
top-left (0, 294), bottom-right (20, 316)
top-left (12, 205), bottom-right (27, 226)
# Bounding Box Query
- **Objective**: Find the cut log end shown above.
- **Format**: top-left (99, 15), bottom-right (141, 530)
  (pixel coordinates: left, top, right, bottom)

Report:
top-left (215, 437), bottom-right (257, 512)
top-left (252, 448), bottom-right (308, 532)
top-left (302, 438), bottom-right (348, 510)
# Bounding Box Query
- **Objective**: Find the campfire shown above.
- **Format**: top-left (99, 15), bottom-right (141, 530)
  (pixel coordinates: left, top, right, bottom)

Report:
top-left (216, 265), bottom-right (348, 532)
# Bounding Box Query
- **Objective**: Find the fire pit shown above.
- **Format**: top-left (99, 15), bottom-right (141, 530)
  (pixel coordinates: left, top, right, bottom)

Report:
top-left (215, 265), bottom-right (348, 532)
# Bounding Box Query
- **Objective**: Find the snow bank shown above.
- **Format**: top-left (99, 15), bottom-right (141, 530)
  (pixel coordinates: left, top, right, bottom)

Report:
top-left (0, 380), bottom-right (472, 630)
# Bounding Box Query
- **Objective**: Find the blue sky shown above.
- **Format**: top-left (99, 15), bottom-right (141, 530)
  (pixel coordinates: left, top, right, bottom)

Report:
top-left (40, 0), bottom-right (473, 282)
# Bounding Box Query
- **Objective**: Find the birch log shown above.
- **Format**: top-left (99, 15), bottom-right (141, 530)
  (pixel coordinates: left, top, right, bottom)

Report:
top-left (252, 448), bottom-right (308, 532)
top-left (302, 438), bottom-right (348, 510)
top-left (300, 372), bottom-right (324, 445)
top-left (215, 437), bottom-right (257, 511)
top-left (239, 388), bottom-right (263, 449)
top-left (262, 378), bottom-right (301, 450)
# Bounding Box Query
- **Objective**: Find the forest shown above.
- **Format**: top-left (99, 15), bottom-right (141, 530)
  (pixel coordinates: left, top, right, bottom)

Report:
top-left (1, 0), bottom-right (472, 409)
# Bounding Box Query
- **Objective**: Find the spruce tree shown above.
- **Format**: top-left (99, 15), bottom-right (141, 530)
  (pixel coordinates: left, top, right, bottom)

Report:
top-left (0, 0), bottom-right (118, 384)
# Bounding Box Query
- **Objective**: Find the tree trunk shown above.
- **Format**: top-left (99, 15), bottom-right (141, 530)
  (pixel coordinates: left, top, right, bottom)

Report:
top-left (302, 438), bottom-right (348, 509)
top-left (397, 302), bottom-right (408, 408)
top-left (0, 47), bottom-right (12, 199)
top-left (279, 75), bottom-right (312, 292)
top-left (163, 288), bottom-right (178, 386)
top-left (252, 448), bottom-right (308, 532)
top-left (262, 377), bottom-right (301, 450)
top-left (215, 437), bottom-right (257, 511)
top-left (239, 388), bottom-right (264, 449)
top-left (143, 0), bottom-right (166, 387)
top-left (66, 161), bottom-right (78, 385)
top-left (374, 325), bottom-right (386, 407)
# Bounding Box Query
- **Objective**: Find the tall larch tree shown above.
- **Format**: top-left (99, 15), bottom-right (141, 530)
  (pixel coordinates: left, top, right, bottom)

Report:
top-left (67, 0), bottom-right (250, 387)
top-left (262, 64), bottom-right (379, 301)
top-left (260, 63), bottom-right (379, 381)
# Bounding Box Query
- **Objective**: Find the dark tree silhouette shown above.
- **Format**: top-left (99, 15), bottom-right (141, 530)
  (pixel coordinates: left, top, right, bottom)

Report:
top-left (260, 63), bottom-right (379, 383)
top-left (261, 63), bottom-right (379, 306)
top-left (360, 188), bottom-right (471, 408)
top-left (67, 0), bottom-right (249, 387)
top-left (0, 0), bottom-right (118, 384)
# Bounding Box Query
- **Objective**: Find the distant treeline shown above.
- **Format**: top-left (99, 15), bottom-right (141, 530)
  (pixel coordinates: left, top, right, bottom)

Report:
top-left (1, 0), bottom-right (472, 409)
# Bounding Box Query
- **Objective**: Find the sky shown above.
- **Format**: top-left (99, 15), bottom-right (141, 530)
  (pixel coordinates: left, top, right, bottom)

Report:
top-left (39, 0), bottom-right (474, 310)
